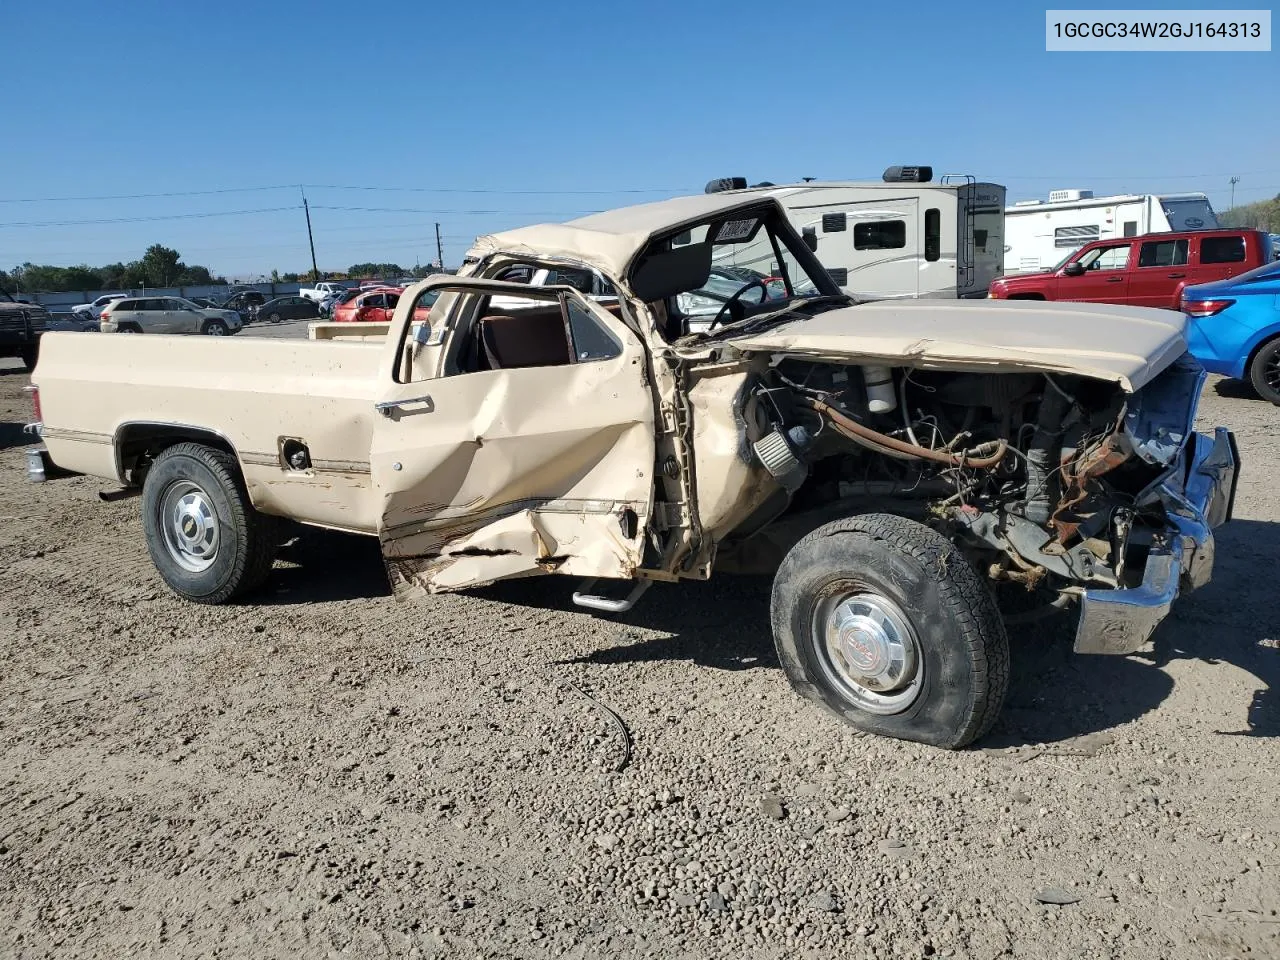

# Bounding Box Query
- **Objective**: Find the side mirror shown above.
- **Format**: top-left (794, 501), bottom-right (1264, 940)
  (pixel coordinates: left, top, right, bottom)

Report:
top-left (802, 226), bottom-right (818, 253)
top-left (1063, 261), bottom-right (1085, 277)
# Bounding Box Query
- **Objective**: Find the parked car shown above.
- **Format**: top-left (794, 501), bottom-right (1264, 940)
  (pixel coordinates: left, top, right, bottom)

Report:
top-left (45, 311), bottom-right (101, 333)
top-left (0, 289), bottom-right (50, 370)
top-left (298, 281), bottom-right (348, 303)
top-left (253, 296), bottom-right (321, 324)
top-left (1183, 260), bottom-right (1280, 404)
top-left (187, 297), bottom-right (222, 309)
top-left (332, 287), bottom-right (403, 323)
top-left (220, 290), bottom-right (267, 321)
top-left (320, 287), bottom-right (360, 318)
top-left (28, 191), bottom-right (1236, 749)
top-left (988, 228), bottom-right (1273, 310)
top-left (100, 296), bottom-right (243, 335)
top-left (72, 294), bottom-right (128, 318)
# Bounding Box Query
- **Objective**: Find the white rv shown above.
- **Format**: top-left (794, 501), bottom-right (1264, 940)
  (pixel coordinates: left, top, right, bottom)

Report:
top-left (702, 170), bottom-right (1007, 300)
top-left (1003, 189), bottom-right (1220, 274)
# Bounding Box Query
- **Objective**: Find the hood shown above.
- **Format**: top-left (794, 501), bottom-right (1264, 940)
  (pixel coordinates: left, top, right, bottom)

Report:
top-left (722, 298), bottom-right (1189, 393)
top-left (993, 270), bottom-right (1054, 287)
top-left (0, 299), bottom-right (49, 316)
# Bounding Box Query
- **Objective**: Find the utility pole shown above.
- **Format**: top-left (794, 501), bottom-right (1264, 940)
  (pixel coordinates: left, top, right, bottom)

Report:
top-left (1229, 176), bottom-right (1240, 210)
top-left (302, 188), bottom-right (319, 281)
top-left (435, 222), bottom-right (444, 270)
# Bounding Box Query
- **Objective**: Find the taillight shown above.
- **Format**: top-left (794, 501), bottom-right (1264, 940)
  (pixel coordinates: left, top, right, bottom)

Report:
top-left (1181, 298), bottom-right (1235, 318)
top-left (30, 385), bottom-right (42, 422)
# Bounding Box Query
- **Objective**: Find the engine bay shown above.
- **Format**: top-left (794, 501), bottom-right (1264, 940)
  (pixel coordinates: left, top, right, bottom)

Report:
top-left (739, 354), bottom-right (1204, 598)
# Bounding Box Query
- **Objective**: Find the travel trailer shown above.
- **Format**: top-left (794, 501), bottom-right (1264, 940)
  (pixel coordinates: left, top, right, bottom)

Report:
top-left (1004, 190), bottom-right (1220, 274)
top-left (702, 169), bottom-right (1007, 300)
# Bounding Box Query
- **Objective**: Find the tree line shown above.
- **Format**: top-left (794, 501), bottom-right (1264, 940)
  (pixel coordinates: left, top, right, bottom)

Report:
top-left (1, 248), bottom-right (450, 295)
top-left (1220, 194), bottom-right (1280, 233)
top-left (2, 245), bottom-right (225, 293)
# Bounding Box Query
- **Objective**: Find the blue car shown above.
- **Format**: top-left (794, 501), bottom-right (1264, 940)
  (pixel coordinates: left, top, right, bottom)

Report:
top-left (1183, 259), bottom-right (1280, 404)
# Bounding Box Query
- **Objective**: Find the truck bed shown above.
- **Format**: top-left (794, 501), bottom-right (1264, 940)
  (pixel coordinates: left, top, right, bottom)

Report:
top-left (34, 332), bottom-right (386, 533)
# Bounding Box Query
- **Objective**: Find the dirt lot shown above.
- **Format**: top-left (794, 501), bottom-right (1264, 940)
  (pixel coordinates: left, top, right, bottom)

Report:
top-left (1, 347), bottom-right (1277, 960)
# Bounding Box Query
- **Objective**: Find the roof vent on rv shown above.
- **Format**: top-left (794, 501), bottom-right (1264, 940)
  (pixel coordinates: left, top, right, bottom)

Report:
top-left (705, 177), bottom-right (748, 194)
top-left (1048, 189), bottom-right (1094, 202)
top-left (883, 165), bottom-right (933, 183)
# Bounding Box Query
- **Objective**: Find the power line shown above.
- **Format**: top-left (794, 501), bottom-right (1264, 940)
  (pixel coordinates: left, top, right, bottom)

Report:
top-left (310, 204), bottom-right (602, 216)
top-left (305, 183), bottom-right (681, 196)
top-left (0, 185), bottom-right (301, 204)
top-left (0, 183), bottom-right (682, 204)
top-left (0, 206), bottom-right (300, 229)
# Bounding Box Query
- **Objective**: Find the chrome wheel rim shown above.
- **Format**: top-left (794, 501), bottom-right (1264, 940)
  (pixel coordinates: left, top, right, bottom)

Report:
top-left (159, 480), bottom-right (219, 572)
top-left (206, 325), bottom-right (226, 336)
top-left (811, 589), bottom-right (923, 715)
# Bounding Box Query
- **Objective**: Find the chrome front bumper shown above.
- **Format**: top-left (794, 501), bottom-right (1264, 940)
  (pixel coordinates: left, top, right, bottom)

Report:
top-left (1075, 427), bottom-right (1238, 654)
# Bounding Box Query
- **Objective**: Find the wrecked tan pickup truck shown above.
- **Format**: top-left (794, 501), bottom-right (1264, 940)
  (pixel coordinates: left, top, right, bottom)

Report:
top-left (28, 191), bottom-right (1238, 747)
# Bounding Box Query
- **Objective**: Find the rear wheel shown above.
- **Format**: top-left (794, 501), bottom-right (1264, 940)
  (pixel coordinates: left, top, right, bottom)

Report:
top-left (141, 443), bottom-right (279, 604)
top-left (203, 319), bottom-right (229, 336)
top-left (267, 312), bottom-right (282, 324)
top-left (1248, 337), bottom-right (1280, 405)
top-left (770, 513), bottom-right (1009, 749)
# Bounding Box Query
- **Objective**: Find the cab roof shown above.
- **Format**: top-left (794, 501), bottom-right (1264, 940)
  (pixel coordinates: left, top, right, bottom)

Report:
top-left (466, 192), bottom-right (790, 279)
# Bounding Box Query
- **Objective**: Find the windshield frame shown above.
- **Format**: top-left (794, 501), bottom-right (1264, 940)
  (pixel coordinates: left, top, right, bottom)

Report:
top-left (632, 200), bottom-right (846, 336)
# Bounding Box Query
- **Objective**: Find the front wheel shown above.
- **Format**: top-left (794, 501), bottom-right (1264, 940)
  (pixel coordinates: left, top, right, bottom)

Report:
top-left (770, 513), bottom-right (1009, 749)
top-left (1249, 337), bottom-right (1280, 405)
top-left (141, 443), bottom-right (279, 604)
top-left (203, 320), bottom-right (229, 336)
top-left (267, 312), bottom-right (282, 324)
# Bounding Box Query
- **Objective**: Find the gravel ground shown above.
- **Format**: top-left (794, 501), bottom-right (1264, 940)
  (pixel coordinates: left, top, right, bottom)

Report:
top-left (1, 349), bottom-right (1277, 960)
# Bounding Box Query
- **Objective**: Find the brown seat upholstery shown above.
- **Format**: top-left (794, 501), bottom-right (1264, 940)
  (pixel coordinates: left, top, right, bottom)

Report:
top-left (477, 308), bottom-right (574, 369)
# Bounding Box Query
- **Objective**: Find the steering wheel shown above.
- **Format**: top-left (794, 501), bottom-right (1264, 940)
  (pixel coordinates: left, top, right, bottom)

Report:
top-left (707, 279), bottom-right (770, 330)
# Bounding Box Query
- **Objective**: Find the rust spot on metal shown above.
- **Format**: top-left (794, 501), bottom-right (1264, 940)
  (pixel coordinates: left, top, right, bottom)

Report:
top-left (1051, 422), bottom-right (1132, 544)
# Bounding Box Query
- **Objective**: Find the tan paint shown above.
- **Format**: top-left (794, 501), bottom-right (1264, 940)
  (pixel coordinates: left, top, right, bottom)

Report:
top-left (685, 361), bottom-right (777, 545)
top-left (34, 192), bottom-right (1197, 602)
top-left (716, 298), bottom-right (1187, 393)
top-left (369, 276), bottom-right (656, 593)
top-left (35, 331), bottom-right (385, 531)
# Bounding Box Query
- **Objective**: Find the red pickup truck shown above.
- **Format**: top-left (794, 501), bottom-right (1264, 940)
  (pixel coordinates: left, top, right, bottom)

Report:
top-left (989, 228), bottom-right (1273, 310)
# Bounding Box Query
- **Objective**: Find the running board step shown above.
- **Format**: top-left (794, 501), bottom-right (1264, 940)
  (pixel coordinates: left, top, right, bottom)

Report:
top-left (572, 579), bottom-right (652, 614)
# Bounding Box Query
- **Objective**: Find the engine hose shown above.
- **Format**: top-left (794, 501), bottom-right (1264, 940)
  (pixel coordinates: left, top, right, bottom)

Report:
top-left (809, 398), bottom-right (1008, 469)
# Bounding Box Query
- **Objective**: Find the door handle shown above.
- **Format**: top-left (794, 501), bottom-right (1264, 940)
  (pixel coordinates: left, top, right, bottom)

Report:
top-left (1167, 273), bottom-right (1186, 279)
top-left (375, 394), bottom-right (433, 417)
top-left (1106, 277), bottom-right (1124, 283)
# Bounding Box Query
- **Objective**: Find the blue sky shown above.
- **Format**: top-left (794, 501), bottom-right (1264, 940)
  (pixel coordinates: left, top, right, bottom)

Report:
top-left (3, 0), bottom-right (1276, 278)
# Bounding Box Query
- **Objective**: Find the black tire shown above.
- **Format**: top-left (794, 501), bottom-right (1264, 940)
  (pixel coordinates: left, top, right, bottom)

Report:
top-left (202, 319), bottom-right (229, 336)
top-left (1248, 337), bottom-right (1280, 405)
top-left (267, 312), bottom-right (282, 324)
top-left (119, 324), bottom-right (141, 334)
top-left (141, 443), bottom-right (279, 604)
top-left (770, 513), bottom-right (1009, 749)
top-left (20, 345), bottom-right (38, 372)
